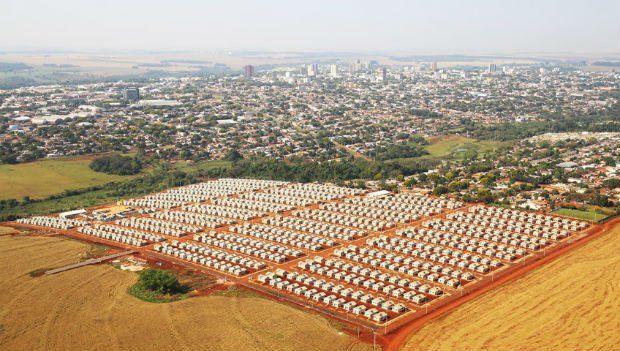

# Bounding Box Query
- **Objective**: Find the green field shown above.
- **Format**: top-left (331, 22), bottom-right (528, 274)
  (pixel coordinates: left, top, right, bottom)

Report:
top-left (174, 160), bottom-right (232, 173)
top-left (552, 208), bottom-right (611, 223)
top-left (0, 157), bottom-right (138, 200)
top-left (390, 135), bottom-right (507, 164)
top-left (424, 135), bottom-right (507, 159)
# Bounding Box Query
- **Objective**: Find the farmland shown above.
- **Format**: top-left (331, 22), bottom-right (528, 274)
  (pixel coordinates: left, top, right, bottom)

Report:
top-left (0, 235), bottom-right (372, 351)
top-left (401, 219), bottom-right (620, 351)
top-left (0, 156), bottom-right (138, 201)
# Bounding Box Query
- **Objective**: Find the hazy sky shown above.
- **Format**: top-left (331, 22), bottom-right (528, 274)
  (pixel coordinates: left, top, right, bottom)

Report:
top-left (1, 0), bottom-right (619, 54)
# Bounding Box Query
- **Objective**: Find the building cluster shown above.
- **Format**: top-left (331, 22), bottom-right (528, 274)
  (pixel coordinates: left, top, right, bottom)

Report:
top-left (17, 178), bottom-right (589, 326)
top-left (1, 63), bottom-right (618, 162)
top-left (406, 132), bottom-right (620, 211)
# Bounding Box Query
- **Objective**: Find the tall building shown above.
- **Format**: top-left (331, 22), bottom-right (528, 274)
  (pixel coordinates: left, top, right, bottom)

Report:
top-left (243, 65), bottom-right (255, 78)
top-left (376, 67), bottom-right (387, 82)
top-left (350, 59), bottom-right (363, 73)
top-left (488, 63), bottom-right (497, 73)
top-left (307, 63), bottom-right (319, 77)
top-left (431, 62), bottom-right (438, 72)
top-left (124, 87), bottom-right (140, 102)
top-left (330, 64), bottom-right (338, 78)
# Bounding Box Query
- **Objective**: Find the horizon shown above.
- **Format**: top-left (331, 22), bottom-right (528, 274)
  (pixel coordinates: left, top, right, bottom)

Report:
top-left (2, 0), bottom-right (619, 55)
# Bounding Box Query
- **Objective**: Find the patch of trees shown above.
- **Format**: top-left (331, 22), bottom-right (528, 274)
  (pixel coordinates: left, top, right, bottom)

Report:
top-left (198, 156), bottom-right (435, 183)
top-left (375, 143), bottom-right (429, 161)
top-left (603, 178), bottom-right (620, 189)
top-left (466, 112), bottom-right (620, 141)
top-left (409, 108), bottom-right (442, 119)
top-left (0, 153), bottom-right (18, 165)
top-left (223, 149), bottom-right (244, 162)
top-left (136, 269), bottom-right (183, 294)
top-left (90, 155), bottom-right (142, 175)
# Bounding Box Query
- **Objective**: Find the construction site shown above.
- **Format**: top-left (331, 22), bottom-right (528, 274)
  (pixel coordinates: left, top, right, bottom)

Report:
top-left (6, 178), bottom-right (605, 348)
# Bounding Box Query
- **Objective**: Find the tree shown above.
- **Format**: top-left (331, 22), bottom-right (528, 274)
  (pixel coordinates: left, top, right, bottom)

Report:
top-left (1, 153), bottom-right (18, 164)
top-left (223, 148), bottom-right (244, 162)
top-left (90, 154), bottom-right (142, 175)
top-left (137, 269), bottom-right (182, 294)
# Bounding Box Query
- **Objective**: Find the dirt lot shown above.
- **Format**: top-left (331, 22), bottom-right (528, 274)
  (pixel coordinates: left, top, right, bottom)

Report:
top-left (401, 223), bottom-right (620, 351)
top-left (0, 235), bottom-right (373, 351)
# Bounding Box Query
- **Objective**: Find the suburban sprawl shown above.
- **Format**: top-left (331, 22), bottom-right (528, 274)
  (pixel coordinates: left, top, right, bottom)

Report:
top-left (1, 56), bottom-right (619, 351)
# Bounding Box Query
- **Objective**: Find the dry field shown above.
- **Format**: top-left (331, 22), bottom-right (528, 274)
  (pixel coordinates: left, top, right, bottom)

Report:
top-left (402, 223), bottom-right (620, 351)
top-left (0, 235), bottom-right (373, 351)
top-left (0, 226), bottom-right (17, 235)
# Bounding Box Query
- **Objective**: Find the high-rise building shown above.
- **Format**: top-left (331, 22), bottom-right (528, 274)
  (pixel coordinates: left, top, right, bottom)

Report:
top-left (307, 63), bottom-right (319, 77)
top-left (330, 64), bottom-right (338, 77)
top-left (243, 65), bottom-right (255, 78)
top-left (350, 59), bottom-right (363, 73)
top-left (376, 67), bottom-right (387, 82)
top-left (432, 62), bottom-right (438, 72)
top-left (488, 63), bottom-right (497, 73)
top-left (124, 87), bottom-right (140, 102)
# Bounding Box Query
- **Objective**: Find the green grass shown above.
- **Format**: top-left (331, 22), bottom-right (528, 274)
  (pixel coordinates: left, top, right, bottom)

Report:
top-left (423, 135), bottom-right (507, 160)
top-left (552, 208), bottom-right (610, 223)
top-left (174, 160), bottom-right (232, 173)
top-left (1, 189), bottom-right (118, 219)
top-left (390, 135), bottom-right (507, 164)
top-left (0, 156), bottom-right (139, 200)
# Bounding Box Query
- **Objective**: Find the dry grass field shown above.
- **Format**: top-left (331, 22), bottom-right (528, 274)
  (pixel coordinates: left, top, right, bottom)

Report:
top-left (0, 235), bottom-right (372, 351)
top-left (402, 223), bottom-right (620, 351)
top-left (0, 226), bottom-right (17, 235)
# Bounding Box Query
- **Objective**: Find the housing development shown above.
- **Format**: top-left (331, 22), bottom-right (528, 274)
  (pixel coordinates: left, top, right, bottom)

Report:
top-left (1, 54), bottom-right (620, 351)
top-left (1, 1), bottom-right (620, 348)
top-left (12, 179), bottom-right (593, 331)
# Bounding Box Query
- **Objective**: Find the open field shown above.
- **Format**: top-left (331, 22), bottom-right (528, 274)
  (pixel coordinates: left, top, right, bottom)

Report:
top-left (390, 135), bottom-right (507, 165)
top-left (0, 226), bottom-right (17, 235)
top-left (552, 208), bottom-right (610, 223)
top-left (0, 235), bottom-right (373, 351)
top-left (401, 220), bottom-right (620, 351)
top-left (174, 160), bottom-right (233, 174)
top-left (1, 189), bottom-right (119, 220)
top-left (0, 156), bottom-right (138, 201)
top-left (424, 135), bottom-right (507, 159)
